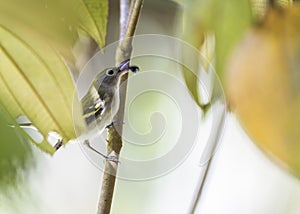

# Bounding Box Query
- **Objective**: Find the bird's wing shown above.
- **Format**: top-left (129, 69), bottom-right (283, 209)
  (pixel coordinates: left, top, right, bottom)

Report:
top-left (81, 87), bottom-right (106, 125)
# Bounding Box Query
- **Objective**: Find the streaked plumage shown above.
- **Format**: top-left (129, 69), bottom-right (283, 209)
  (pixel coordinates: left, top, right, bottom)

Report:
top-left (80, 60), bottom-right (138, 133)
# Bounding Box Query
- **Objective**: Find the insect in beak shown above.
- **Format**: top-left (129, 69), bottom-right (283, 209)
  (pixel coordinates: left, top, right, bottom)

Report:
top-left (117, 59), bottom-right (139, 73)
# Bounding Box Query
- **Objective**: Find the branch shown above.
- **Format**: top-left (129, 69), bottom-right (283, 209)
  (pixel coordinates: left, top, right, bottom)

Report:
top-left (97, 1), bottom-right (143, 213)
top-left (119, 0), bottom-right (130, 41)
top-left (188, 104), bottom-right (227, 213)
top-left (116, 0), bottom-right (143, 63)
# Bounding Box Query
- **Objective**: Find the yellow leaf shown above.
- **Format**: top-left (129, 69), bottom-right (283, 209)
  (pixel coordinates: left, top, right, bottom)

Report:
top-left (0, 25), bottom-right (81, 155)
top-left (0, 0), bottom-right (80, 58)
top-left (225, 5), bottom-right (300, 178)
top-left (0, 0), bottom-right (109, 58)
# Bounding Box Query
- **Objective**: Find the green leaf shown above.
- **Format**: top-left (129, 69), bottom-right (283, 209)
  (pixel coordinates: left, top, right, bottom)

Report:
top-left (181, 33), bottom-right (214, 107)
top-left (214, 0), bottom-right (252, 79)
top-left (0, 25), bottom-right (82, 155)
top-left (78, 0), bottom-right (108, 48)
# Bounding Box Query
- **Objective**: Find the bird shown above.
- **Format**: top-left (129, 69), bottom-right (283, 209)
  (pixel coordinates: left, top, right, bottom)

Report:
top-left (79, 59), bottom-right (139, 161)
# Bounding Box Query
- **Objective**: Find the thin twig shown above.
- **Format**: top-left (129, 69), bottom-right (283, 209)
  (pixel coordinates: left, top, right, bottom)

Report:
top-left (97, 0), bottom-right (143, 213)
top-left (119, 0), bottom-right (130, 41)
top-left (116, 0), bottom-right (143, 63)
top-left (188, 104), bottom-right (227, 213)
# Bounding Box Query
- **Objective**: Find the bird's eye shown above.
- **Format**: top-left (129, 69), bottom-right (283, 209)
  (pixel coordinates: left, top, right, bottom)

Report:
top-left (106, 69), bottom-right (115, 76)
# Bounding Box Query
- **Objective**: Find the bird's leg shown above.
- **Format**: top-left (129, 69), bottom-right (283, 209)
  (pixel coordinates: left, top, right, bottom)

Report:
top-left (105, 122), bottom-right (114, 129)
top-left (84, 140), bottom-right (119, 163)
top-left (105, 121), bottom-right (124, 129)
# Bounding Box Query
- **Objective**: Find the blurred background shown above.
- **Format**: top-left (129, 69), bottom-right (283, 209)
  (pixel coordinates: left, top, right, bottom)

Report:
top-left (1, 0), bottom-right (300, 214)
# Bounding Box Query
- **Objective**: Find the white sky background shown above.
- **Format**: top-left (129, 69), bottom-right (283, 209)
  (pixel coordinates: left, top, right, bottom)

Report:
top-left (2, 114), bottom-right (300, 214)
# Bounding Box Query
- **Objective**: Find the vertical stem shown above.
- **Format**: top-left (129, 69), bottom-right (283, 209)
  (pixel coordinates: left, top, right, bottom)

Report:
top-left (97, 1), bottom-right (143, 213)
top-left (188, 105), bottom-right (227, 213)
top-left (119, 0), bottom-right (130, 42)
top-left (116, 0), bottom-right (143, 64)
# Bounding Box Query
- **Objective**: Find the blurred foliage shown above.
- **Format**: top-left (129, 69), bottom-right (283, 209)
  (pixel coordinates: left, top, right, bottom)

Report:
top-left (0, 102), bottom-right (32, 189)
top-left (0, 0), bottom-right (108, 57)
top-left (0, 0), bottom-right (108, 155)
top-left (0, 0), bottom-right (78, 59)
top-left (225, 3), bottom-right (300, 178)
top-left (176, 0), bottom-right (252, 108)
top-left (176, 0), bottom-right (300, 179)
top-left (251, 0), bottom-right (293, 20)
top-left (78, 0), bottom-right (108, 48)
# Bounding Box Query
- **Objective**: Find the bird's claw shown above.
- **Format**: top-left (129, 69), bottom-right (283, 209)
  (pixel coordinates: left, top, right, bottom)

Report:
top-left (105, 121), bottom-right (124, 129)
top-left (106, 155), bottom-right (120, 163)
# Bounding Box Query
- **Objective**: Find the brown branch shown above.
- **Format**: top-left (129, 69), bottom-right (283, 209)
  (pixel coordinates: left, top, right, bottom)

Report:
top-left (97, 0), bottom-right (143, 213)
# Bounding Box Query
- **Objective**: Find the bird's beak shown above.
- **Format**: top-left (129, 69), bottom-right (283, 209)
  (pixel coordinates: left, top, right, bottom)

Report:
top-left (117, 60), bottom-right (130, 73)
top-left (117, 59), bottom-right (139, 74)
